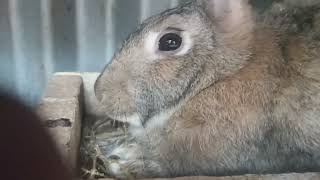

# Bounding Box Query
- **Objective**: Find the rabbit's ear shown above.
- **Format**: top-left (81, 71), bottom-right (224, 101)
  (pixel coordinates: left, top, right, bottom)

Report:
top-left (197, 0), bottom-right (252, 31)
top-left (197, 0), bottom-right (253, 50)
top-left (197, 0), bottom-right (232, 20)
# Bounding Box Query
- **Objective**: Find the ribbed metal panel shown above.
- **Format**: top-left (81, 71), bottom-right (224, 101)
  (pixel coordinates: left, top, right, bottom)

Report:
top-left (0, 0), bottom-right (190, 105)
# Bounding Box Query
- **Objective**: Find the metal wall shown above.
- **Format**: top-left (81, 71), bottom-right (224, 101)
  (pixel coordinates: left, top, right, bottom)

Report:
top-left (0, 0), bottom-right (190, 105)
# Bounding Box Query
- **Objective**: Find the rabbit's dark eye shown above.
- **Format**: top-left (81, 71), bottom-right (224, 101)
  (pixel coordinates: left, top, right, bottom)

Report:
top-left (158, 33), bottom-right (182, 51)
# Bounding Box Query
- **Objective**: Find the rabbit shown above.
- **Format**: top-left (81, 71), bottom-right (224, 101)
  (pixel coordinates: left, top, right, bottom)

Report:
top-left (94, 0), bottom-right (320, 178)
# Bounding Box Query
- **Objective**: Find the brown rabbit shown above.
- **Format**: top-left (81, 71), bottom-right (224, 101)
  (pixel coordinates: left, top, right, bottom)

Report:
top-left (94, 0), bottom-right (320, 178)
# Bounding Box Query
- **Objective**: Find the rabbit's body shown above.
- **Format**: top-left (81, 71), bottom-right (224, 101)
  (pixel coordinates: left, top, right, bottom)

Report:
top-left (153, 39), bottom-right (320, 176)
top-left (94, 0), bottom-right (320, 178)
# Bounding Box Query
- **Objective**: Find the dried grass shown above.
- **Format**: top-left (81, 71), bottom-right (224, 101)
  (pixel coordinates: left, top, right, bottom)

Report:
top-left (80, 116), bottom-right (131, 179)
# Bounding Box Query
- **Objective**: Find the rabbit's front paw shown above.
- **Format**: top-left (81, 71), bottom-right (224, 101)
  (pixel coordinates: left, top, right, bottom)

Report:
top-left (106, 144), bottom-right (162, 179)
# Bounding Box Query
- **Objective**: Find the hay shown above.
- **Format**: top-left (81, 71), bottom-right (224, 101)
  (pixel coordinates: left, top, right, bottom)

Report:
top-left (80, 116), bottom-right (132, 179)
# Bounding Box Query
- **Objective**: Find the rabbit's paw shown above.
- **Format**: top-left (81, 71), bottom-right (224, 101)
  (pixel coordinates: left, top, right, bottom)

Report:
top-left (106, 144), bottom-right (162, 179)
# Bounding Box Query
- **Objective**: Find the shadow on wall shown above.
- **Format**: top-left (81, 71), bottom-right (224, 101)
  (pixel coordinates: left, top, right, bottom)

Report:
top-left (0, 91), bottom-right (73, 180)
top-left (0, 0), bottom-right (191, 106)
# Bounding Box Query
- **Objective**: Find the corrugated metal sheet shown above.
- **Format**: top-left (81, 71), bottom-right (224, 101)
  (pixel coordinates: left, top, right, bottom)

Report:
top-left (0, 0), bottom-right (190, 105)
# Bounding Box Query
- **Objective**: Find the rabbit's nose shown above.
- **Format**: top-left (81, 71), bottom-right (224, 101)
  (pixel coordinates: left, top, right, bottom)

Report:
top-left (108, 155), bottom-right (120, 160)
top-left (94, 77), bottom-right (104, 102)
top-left (94, 61), bottom-right (130, 101)
top-left (94, 73), bottom-right (110, 102)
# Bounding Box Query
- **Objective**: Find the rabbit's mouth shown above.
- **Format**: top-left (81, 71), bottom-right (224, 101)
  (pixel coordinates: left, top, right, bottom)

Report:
top-left (106, 113), bottom-right (143, 128)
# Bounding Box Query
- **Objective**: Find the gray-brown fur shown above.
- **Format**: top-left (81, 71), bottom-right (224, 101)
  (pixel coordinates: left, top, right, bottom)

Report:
top-left (94, 0), bottom-right (320, 178)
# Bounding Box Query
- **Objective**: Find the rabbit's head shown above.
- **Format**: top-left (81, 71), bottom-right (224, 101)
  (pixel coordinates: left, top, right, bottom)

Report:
top-left (94, 0), bottom-right (254, 127)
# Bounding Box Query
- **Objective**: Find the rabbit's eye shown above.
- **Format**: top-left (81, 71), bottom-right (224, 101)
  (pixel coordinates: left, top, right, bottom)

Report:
top-left (158, 33), bottom-right (182, 51)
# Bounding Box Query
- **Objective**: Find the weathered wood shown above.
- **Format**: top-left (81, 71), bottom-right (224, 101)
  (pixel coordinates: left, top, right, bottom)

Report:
top-left (37, 73), bottom-right (84, 175)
